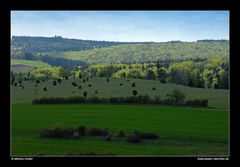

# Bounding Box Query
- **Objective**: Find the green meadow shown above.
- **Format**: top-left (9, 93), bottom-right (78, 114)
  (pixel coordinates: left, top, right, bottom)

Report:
top-left (11, 77), bottom-right (229, 156)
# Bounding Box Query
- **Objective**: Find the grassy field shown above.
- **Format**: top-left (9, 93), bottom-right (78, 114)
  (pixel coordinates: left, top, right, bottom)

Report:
top-left (12, 104), bottom-right (228, 156)
top-left (11, 77), bottom-right (229, 108)
top-left (11, 59), bottom-right (51, 67)
top-left (11, 77), bottom-right (229, 156)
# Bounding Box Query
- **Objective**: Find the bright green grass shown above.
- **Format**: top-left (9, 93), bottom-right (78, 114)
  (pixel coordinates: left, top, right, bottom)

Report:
top-left (11, 59), bottom-right (51, 67)
top-left (11, 103), bottom-right (228, 156)
top-left (11, 77), bottom-right (229, 108)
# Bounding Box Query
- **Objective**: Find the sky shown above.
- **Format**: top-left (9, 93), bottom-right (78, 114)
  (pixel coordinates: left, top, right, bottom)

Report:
top-left (11, 11), bottom-right (229, 42)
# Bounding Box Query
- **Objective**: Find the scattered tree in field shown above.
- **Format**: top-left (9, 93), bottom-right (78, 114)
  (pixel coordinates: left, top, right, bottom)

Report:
top-left (86, 77), bottom-right (89, 81)
top-left (36, 80), bottom-right (40, 84)
top-left (57, 78), bottom-right (62, 84)
top-left (123, 72), bottom-right (127, 78)
top-left (158, 67), bottom-right (168, 83)
top-left (132, 90), bottom-right (138, 96)
top-left (106, 77), bottom-right (110, 82)
top-left (119, 83), bottom-right (123, 86)
top-left (152, 87), bottom-right (156, 90)
top-left (43, 87), bottom-right (47, 92)
top-left (79, 73), bottom-right (82, 79)
top-left (78, 85), bottom-right (82, 89)
top-left (95, 90), bottom-right (98, 94)
top-left (65, 76), bottom-right (68, 80)
top-left (22, 86), bottom-right (24, 90)
top-left (83, 91), bottom-right (87, 98)
top-left (71, 82), bottom-right (78, 87)
top-left (131, 82), bottom-right (136, 87)
top-left (88, 84), bottom-right (92, 87)
top-left (53, 80), bottom-right (57, 86)
top-left (83, 79), bottom-right (86, 83)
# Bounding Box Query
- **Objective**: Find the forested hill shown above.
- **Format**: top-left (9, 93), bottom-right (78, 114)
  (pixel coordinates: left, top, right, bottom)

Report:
top-left (46, 41), bottom-right (229, 64)
top-left (11, 36), bottom-right (229, 65)
top-left (11, 36), bottom-right (150, 54)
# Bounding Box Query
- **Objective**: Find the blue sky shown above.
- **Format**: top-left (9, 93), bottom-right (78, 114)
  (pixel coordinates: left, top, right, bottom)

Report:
top-left (11, 11), bottom-right (229, 42)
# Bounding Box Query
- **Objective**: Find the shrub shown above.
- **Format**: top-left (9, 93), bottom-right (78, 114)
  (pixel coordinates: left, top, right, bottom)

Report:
top-left (83, 91), bottom-right (87, 98)
top-left (119, 83), bottom-right (123, 86)
top-left (131, 82), bottom-right (136, 87)
top-left (83, 79), bottom-right (86, 83)
top-left (39, 127), bottom-right (74, 139)
top-left (127, 79), bottom-right (130, 82)
top-left (86, 77), bottom-right (89, 81)
top-left (39, 128), bottom-right (51, 138)
top-left (104, 134), bottom-right (113, 141)
top-left (154, 96), bottom-right (161, 104)
top-left (53, 80), bottom-right (57, 86)
top-left (22, 86), bottom-right (24, 90)
top-left (132, 90), bottom-right (138, 96)
top-left (89, 128), bottom-right (108, 136)
top-left (117, 129), bottom-right (125, 137)
top-left (152, 87), bottom-right (156, 90)
top-left (72, 91), bottom-right (76, 93)
top-left (14, 82), bottom-right (17, 87)
top-left (127, 134), bottom-right (141, 143)
top-left (65, 76), bottom-right (68, 80)
top-left (185, 99), bottom-right (208, 107)
top-left (43, 87), bottom-right (47, 92)
top-left (19, 80), bottom-right (22, 84)
top-left (106, 77), bottom-right (110, 82)
top-left (88, 84), bottom-right (92, 87)
top-left (166, 89), bottom-right (185, 105)
top-left (34, 84), bottom-right (39, 87)
top-left (109, 97), bottom-right (119, 103)
top-left (103, 128), bottom-right (109, 136)
top-left (136, 95), bottom-right (150, 104)
top-left (77, 125), bottom-right (86, 136)
top-left (35, 80), bottom-right (40, 84)
top-left (134, 130), bottom-right (159, 140)
top-left (95, 90), bottom-right (98, 94)
top-left (78, 85), bottom-right (82, 89)
top-left (162, 98), bottom-right (174, 105)
top-left (87, 96), bottom-right (101, 103)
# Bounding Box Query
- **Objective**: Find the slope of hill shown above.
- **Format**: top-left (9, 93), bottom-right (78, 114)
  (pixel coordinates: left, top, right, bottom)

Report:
top-left (11, 59), bottom-right (51, 67)
top-left (11, 59), bottom-right (51, 72)
top-left (11, 36), bottom-right (149, 56)
top-left (46, 41), bottom-right (229, 64)
top-left (11, 36), bottom-right (229, 65)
